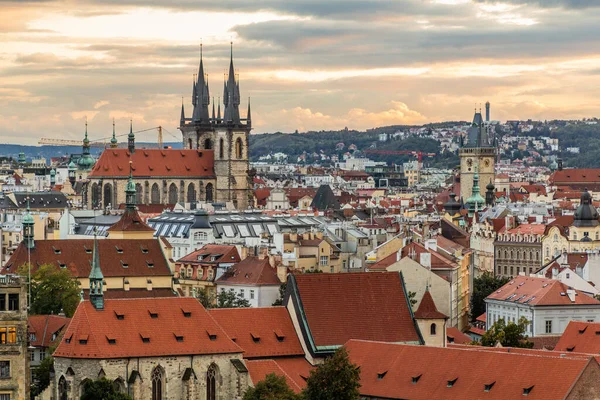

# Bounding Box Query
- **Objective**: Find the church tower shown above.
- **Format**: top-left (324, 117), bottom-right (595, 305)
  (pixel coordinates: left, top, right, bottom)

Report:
top-left (89, 229), bottom-right (104, 310)
top-left (179, 43), bottom-right (252, 209)
top-left (459, 109), bottom-right (496, 202)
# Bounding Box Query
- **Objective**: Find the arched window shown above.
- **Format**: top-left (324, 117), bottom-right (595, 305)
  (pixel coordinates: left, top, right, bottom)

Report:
top-left (151, 183), bottom-right (160, 204)
top-left (58, 376), bottom-right (68, 400)
top-left (219, 138), bottom-right (224, 159)
top-left (168, 183), bottom-right (178, 204)
top-left (207, 363), bottom-right (218, 400)
top-left (179, 267), bottom-right (185, 278)
top-left (80, 378), bottom-right (92, 398)
top-left (135, 183), bottom-right (143, 204)
top-left (204, 138), bottom-right (212, 150)
top-left (235, 137), bottom-right (243, 159)
top-left (205, 183), bottom-right (214, 203)
top-left (91, 183), bottom-right (99, 208)
top-left (113, 378), bottom-right (126, 393)
top-left (187, 183), bottom-right (196, 203)
top-left (103, 183), bottom-right (113, 209)
top-left (574, 232), bottom-right (578, 240)
top-left (188, 138), bottom-right (193, 149)
top-left (430, 323), bottom-right (437, 336)
top-left (187, 266), bottom-right (193, 278)
top-left (152, 366), bottom-right (164, 400)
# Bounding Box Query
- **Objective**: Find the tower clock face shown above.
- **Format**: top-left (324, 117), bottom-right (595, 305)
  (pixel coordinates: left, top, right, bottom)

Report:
top-left (466, 158), bottom-right (473, 167)
top-left (484, 159), bottom-right (491, 167)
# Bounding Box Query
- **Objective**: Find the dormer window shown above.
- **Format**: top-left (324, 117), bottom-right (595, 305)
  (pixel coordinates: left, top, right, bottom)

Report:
top-left (206, 329), bottom-right (217, 341)
top-left (141, 247), bottom-right (149, 254)
top-left (115, 246), bottom-right (123, 254)
top-left (148, 310), bottom-right (158, 319)
top-left (79, 334), bottom-right (88, 345)
top-left (447, 378), bottom-right (458, 388)
top-left (412, 374), bottom-right (422, 384)
top-left (146, 261), bottom-right (154, 268)
top-left (274, 330), bottom-right (285, 342)
top-left (523, 385), bottom-right (534, 396)
top-left (65, 333), bottom-right (73, 344)
top-left (174, 333), bottom-right (184, 342)
top-left (53, 246), bottom-right (61, 254)
top-left (251, 332), bottom-right (260, 343)
top-left (181, 308), bottom-right (191, 318)
top-left (106, 335), bottom-right (116, 345)
top-left (377, 371), bottom-right (387, 380)
top-left (140, 334), bottom-right (150, 343)
top-left (114, 311), bottom-right (125, 320)
top-left (484, 382), bottom-right (495, 392)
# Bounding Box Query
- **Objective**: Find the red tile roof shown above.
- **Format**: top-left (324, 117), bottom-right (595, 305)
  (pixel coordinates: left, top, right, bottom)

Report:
top-left (550, 168), bottom-right (600, 185)
top-left (107, 209), bottom-right (154, 232)
top-left (555, 321), bottom-right (600, 354)
top-left (216, 257), bottom-right (281, 286)
top-left (368, 252), bottom-right (398, 271)
top-left (345, 339), bottom-right (597, 400)
top-left (81, 288), bottom-right (177, 300)
top-left (246, 357), bottom-right (313, 394)
top-left (401, 242), bottom-right (457, 270)
top-left (291, 272), bottom-right (420, 347)
top-left (254, 188), bottom-right (271, 207)
top-left (3, 239), bottom-right (172, 279)
top-left (209, 307), bottom-right (304, 358)
top-left (446, 327), bottom-right (473, 345)
top-left (54, 298), bottom-right (241, 359)
top-left (414, 291), bottom-right (447, 320)
top-left (505, 224), bottom-right (546, 235)
top-left (88, 149), bottom-right (215, 178)
top-left (486, 275), bottom-right (600, 306)
top-left (177, 244), bottom-right (240, 264)
top-left (28, 315), bottom-right (71, 348)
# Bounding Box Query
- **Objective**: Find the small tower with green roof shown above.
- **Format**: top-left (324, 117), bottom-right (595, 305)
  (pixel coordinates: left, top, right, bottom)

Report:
top-left (125, 161), bottom-right (136, 210)
top-left (49, 168), bottom-right (56, 188)
top-left (89, 228), bottom-right (104, 310)
top-left (110, 119), bottom-right (118, 149)
top-left (22, 198), bottom-right (35, 250)
top-left (127, 120), bottom-right (135, 153)
top-left (466, 168), bottom-right (485, 217)
top-left (77, 118), bottom-right (96, 171)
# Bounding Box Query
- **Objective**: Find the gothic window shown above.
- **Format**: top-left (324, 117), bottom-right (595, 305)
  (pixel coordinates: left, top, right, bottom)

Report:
top-left (187, 183), bottom-right (197, 203)
top-left (91, 183), bottom-right (99, 208)
top-left (152, 366), bottom-right (164, 400)
top-left (135, 183), bottom-right (143, 204)
top-left (219, 138), bottom-right (224, 159)
top-left (430, 323), bottom-right (437, 336)
top-left (206, 363), bottom-right (218, 400)
top-left (103, 183), bottom-right (113, 209)
top-left (205, 183), bottom-right (214, 203)
top-left (151, 183), bottom-right (160, 204)
top-left (510, 266), bottom-right (514, 276)
top-left (168, 183), bottom-right (178, 204)
top-left (188, 138), bottom-right (193, 149)
top-left (58, 376), bottom-right (68, 400)
top-left (235, 137), bottom-right (243, 159)
top-left (113, 378), bottom-right (126, 393)
top-left (204, 138), bottom-right (213, 150)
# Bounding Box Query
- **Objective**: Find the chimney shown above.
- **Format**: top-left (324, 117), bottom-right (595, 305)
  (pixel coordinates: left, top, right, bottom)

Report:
top-left (566, 289), bottom-right (576, 302)
top-left (147, 279), bottom-right (153, 291)
top-left (277, 265), bottom-right (288, 283)
top-left (240, 246), bottom-right (249, 260)
top-left (557, 159), bottom-right (563, 171)
top-left (576, 265), bottom-right (583, 277)
top-left (424, 238), bottom-right (437, 253)
top-left (419, 252), bottom-right (432, 269)
top-left (552, 267), bottom-right (559, 278)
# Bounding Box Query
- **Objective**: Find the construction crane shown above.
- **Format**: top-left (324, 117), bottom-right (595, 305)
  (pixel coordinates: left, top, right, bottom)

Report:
top-left (363, 149), bottom-right (436, 162)
top-left (38, 126), bottom-right (174, 148)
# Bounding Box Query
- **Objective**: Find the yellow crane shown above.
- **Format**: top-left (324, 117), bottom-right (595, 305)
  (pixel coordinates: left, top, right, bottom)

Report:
top-left (38, 126), bottom-right (175, 148)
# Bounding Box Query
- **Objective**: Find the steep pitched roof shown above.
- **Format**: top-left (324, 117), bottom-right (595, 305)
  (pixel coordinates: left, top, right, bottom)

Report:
top-left (550, 168), bottom-right (600, 185)
top-left (216, 257), bottom-right (281, 286)
top-left (345, 339), bottom-right (598, 400)
top-left (54, 298), bottom-right (241, 359)
top-left (177, 244), bottom-right (240, 264)
top-left (414, 291), bottom-right (447, 320)
top-left (209, 307), bottom-right (304, 358)
top-left (88, 149), bottom-right (215, 178)
top-left (446, 327), bottom-right (472, 345)
top-left (288, 272), bottom-right (420, 348)
top-left (310, 185), bottom-right (340, 211)
top-left (486, 275), bottom-right (600, 306)
top-left (401, 242), bottom-right (457, 270)
top-left (28, 315), bottom-right (71, 348)
top-left (555, 321), bottom-right (600, 354)
top-left (107, 209), bottom-right (154, 232)
top-left (3, 239), bottom-right (172, 279)
top-left (246, 358), bottom-right (313, 394)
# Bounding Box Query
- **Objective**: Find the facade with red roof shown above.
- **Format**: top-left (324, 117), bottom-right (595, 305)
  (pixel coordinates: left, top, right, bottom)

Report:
top-left (28, 315), bottom-right (70, 369)
top-left (486, 275), bottom-right (600, 337)
top-left (215, 257), bottom-right (282, 307)
top-left (284, 272), bottom-right (422, 363)
top-left (345, 339), bottom-right (600, 400)
top-left (555, 321), bottom-right (600, 354)
top-left (53, 297), bottom-right (248, 400)
top-left (495, 222), bottom-right (544, 278)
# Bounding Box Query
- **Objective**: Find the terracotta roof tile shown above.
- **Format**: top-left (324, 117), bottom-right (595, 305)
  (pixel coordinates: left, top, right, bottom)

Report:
top-left (88, 149), bottom-right (215, 178)
top-left (3, 239), bottom-right (172, 278)
top-left (216, 257), bottom-right (281, 286)
top-left (555, 321), bottom-right (600, 354)
top-left (107, 209), bottom-right (154, 232)
top-left (177, 244), bottom-right (240, 264)
top-left (345, 339), bottom-right (597, 400)
top-left (209, 307), bottom-right (304, 358)
top-left (414, 291), bottom-right (447, 320)
top-left (28, 315), bottom-right (71, 348)
top-left (54, 298), bottom-right (241, 359)
top-left (292, 272), bottom-right (420, 347)
top-left (246, 357), bottom-right (313, 394)
top-left (446, 327), bottom-right (473, 345)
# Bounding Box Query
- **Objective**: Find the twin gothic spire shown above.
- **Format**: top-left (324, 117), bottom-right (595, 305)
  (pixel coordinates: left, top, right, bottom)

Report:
top-left (182, 43), bottom-right (250, 128)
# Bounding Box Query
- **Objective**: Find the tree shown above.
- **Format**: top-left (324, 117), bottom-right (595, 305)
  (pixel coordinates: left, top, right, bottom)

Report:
top-left (481, 317), bottom-right (534, 348)
top-left (470, 272), bottom-right (510, 322)
top-left (304, 347), bottom-right (361, 400)
top-left (243, 373), bottom-right (302, 400)
top-left (31, 356), bottom-right (53, 397)
top-left (19, 264), bottom-right (80, 317)
top-left (272, 283), bottom-right (287, 306)
top-left (196, 287), bottom-right (216, 308)
top-left (407, 291), bottom-right (417, 308)
top-left (80, 378), bottom-right (132, 400)
top-left (196, 288), bottom-right (251, 309)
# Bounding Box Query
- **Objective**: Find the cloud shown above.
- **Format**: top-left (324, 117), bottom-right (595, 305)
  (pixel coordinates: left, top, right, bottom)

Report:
top-left (93, 100), bottom-right (109, 109)
top-left (472, 0), bottom-right (600, 9)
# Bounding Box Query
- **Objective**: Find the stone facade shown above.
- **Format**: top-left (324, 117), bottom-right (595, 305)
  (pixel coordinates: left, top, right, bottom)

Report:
top-left (54, 352), bottom-right (248, 400)
top-left (495, 232), bottom-right (543, 278)
top-left (459, 147), bottom-right (496, 202)
top-left (0, 276), bottom-right (29, 400)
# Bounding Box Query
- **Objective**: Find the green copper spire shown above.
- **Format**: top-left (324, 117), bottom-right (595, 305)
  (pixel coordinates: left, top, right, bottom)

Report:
top-left (467, 168), bottom-right (485, 217)
top-left (23, 197), bottom-right (35, 249)
top-left (78, 118), bottom-right (95, 171)
top-left (89, 227), bottom-right (104, 310)
top-left (110, 118), bottom-right (118, 148)
top-left (127, 119), bottom-right (135, 153)
top-left (125, 161), bottom-right (136, 210)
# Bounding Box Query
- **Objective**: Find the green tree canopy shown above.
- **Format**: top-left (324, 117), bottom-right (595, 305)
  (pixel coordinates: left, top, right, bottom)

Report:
top-left (80, 378), bottom-right (132, 400)
top-left (304, 347), bottom-right (361, 400)
top-left (481, 317), bottom-right (534, 348)
top-left (470, 272), bottom-right (510, 322)
top-left (196, 288), bottom-right (250, 309)
top-left (31, 356), bottom-right (53, 398)
top-left (19, 263), bottom-right (80, 317)
top-left (243, 373), bottom-right (302, 400)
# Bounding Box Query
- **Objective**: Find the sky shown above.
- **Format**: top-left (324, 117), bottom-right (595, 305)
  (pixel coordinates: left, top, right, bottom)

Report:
top-left (1, 0), bottom-right (600, 144)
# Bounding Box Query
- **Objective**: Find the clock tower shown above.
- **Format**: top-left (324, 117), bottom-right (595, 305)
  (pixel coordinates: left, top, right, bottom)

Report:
top-left (459, 109), bottom-right (496, 202)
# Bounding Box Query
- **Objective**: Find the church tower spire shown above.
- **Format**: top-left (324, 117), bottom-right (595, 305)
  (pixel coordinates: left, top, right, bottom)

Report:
top-left (247, 97), bottom-right (252, 128)
top-left (128, 119), bottom-right (135, 153)
top-left (89, 227), bottom-right (104, 310)
top-left (180, 97), bottom-right (185, 126)
top-left (125, 161), bottom-right (136, 211)
top-left (110, 118), bottom-right (118, 148)
top-left (192, 43), bottom-right (210, 123)
top-left (223, 42), bottom-right (241, 125)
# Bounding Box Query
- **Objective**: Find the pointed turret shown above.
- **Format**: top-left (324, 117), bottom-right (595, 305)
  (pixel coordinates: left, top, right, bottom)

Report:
top-left (49, 167), bottom-right (56, 188)
top-left (180, 97), bottom-right (186, 126)
top-left (110, 118), bottom-right (118, 148)
top-left (466, 169), bottom-right (485, 217)
top-left (192, 44), bottom-right (210, 123)
top-left (89, 228), bottom-right (104, 310)
top-left (77, 118), bottom-right (95, 171)
top-left (22, 197), bottom-right (35, 250)
top-left (125, 161), bottom-right (136, 211)
top-left (128, 119), bottom-right (135, 153)
top-left (247, 97), bottom-right (252, 128)
top-left (223, 42), bottom-right (241, 125)
top-left (212, 97), bottom-right (216, 122)
top-left (191, 74), bottom-right (197, 107)
top-left (217, 96), bottom-right (221, 122)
